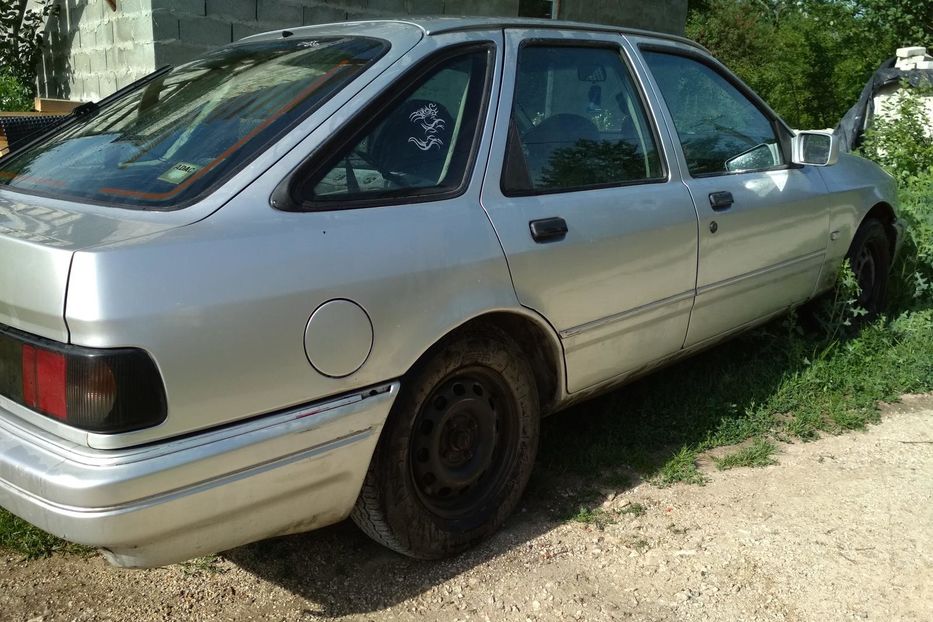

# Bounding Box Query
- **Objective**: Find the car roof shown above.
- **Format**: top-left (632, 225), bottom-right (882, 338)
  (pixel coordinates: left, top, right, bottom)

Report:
top-left (240, 17), bottom-right (708, 54)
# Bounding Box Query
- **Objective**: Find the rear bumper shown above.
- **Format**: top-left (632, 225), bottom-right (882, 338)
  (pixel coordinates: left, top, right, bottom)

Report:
top-left (0, 382), bottom-right (398, 568)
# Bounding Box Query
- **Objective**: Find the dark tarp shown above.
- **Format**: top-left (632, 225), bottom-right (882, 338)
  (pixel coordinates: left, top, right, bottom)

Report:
top-left (835, 57), bottom-right (933, 152)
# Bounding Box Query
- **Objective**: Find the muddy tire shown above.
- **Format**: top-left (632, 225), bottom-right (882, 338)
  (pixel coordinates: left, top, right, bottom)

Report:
top-left (351, 326), bottom-right (539, 559)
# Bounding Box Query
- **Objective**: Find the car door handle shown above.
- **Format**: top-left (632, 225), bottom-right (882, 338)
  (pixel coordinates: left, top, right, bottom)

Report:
top-left (529, 217), bottom-right (568, 243)
top-left (709, 191), bottom-right (734, 211)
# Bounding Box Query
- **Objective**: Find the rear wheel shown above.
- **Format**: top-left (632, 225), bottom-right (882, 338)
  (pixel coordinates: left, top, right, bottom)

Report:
top-left (351, 326), bottom-right (539, 559)
top-left (847, 219), bottom-right (891, 316)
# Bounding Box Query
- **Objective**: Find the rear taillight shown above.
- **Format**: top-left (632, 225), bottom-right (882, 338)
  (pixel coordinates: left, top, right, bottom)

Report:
top-left (0, 324), bottom-right (166, 433)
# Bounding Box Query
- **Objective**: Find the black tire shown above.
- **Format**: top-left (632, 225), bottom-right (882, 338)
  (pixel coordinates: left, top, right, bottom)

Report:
top-left (847, 218), bottom-right (892, 316)
top-left (351, 326), bottom-right (540, 559)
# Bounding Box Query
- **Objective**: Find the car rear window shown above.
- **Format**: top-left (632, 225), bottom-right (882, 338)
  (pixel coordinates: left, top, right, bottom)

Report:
top-left (0, 37), bottom-right (388, 210)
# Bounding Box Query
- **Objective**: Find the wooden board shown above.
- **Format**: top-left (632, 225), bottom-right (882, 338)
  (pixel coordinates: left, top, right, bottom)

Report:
top-left (34, 98), bottom-right (82, 114)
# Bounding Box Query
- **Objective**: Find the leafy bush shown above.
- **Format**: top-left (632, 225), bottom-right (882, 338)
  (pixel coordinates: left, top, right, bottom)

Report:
top-left (861, 86), bottom-right (933, 185)
top-left (0, 0), bottom-right (58, 95)
top-left (0, 71), bottom-right (33, 111)
top-left (857, 0), bottom-right (933, 49)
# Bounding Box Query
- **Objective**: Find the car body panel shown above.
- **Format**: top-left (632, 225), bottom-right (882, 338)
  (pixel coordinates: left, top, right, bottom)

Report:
top-left (64, 30), bottom-right (528, 450)
top-left (0, 191), bottom-right (200, 342)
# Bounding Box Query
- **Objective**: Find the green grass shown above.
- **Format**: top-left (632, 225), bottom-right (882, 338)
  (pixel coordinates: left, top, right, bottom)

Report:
top-left (570, 500), bottom-right (647, 529)
top-left (618, 502), bottom-right (646, 517)
top-left (180, 555), bottom-right (227, 576)
top-left (715, 438), bottom-right (778, 471)
top-left (656, 447), bottom-right (706, 486)
top-left (570, 505), bottom-right (613, 528)
top-left (0, 509), bottom-right (92, 559)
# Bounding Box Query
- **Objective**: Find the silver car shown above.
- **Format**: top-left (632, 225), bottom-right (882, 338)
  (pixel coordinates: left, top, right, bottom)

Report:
top-left (0, 18), bottom-right (902, 567)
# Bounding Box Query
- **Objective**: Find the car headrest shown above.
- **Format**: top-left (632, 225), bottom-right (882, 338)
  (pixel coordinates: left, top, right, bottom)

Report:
top-left (370, 99), bottom-right (455, 185)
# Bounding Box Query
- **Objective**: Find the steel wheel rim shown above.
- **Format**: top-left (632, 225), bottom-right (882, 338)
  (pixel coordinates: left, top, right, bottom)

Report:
top-left (409, 367), bottom-right (518, 519)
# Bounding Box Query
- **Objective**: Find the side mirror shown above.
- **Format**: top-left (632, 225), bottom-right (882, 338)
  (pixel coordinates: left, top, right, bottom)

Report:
top-left (792, 131), bottom-right (839, 166)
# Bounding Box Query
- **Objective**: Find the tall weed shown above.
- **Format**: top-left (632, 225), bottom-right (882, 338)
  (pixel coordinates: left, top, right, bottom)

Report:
top-left (860, 85), bottom-right (933, 309)
top-left (892, 175), bottom-right (933, 308)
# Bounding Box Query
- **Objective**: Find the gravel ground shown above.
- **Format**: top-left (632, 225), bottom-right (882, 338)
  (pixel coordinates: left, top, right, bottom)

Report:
top-left (2, 395), bottom-right (931, 622)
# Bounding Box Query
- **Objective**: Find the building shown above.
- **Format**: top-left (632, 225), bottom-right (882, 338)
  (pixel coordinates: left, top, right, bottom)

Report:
top-left (35, 0), bottom-right (688, 102)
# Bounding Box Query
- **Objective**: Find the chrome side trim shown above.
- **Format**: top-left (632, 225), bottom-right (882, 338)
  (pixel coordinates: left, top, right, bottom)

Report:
top-left (697, 249), bottom-right (825, 296)
top-left (555, 306), bottom-right (788, 410)
top-left (559, 289), bottom-right (695, 339)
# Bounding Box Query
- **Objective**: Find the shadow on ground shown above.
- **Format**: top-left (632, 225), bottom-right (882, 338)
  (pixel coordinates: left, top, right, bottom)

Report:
top-left (226, 323), bottom-right (810, 616)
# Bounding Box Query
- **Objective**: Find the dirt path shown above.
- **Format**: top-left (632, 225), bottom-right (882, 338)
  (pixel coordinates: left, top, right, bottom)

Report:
top-left (2, 396), bottom-right (931, 622)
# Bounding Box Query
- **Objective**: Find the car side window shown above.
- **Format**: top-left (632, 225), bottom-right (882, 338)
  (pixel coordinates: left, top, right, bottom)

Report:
top-left (294, 48), bottom-right (490, 205)
top-left (501, 45), bottom-right (664, 195)
top-left (641, 51), bottom-right (783, 177)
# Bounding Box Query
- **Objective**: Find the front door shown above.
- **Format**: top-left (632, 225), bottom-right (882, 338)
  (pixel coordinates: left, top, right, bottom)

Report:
top-left (638, 47), bottom-right (830, 347)
top-left (480, 30), bottom-right (699, 393)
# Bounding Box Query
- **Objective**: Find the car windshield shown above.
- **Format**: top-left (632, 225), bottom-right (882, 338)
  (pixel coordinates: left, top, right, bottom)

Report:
top-left (0, 36), bottom-right (388, 210)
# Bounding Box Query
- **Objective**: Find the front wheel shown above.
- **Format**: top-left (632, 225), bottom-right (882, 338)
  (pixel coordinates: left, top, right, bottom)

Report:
top-left (351, 326), bottom-right (539, 559)
top-left (847, 218), bottom-right (891, 316)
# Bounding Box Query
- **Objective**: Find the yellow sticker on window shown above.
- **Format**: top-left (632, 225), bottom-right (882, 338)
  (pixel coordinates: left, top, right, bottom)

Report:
top-left (158, 162), bottom-right (201, 185)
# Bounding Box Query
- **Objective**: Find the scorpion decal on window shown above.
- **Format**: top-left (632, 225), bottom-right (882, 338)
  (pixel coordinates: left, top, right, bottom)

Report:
top-left (408, 103), bottom-right (446, 151)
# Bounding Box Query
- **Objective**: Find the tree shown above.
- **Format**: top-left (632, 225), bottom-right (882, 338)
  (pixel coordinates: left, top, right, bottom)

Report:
top-left (856, 0), bottom-right (933, 49)
top-left (0, 0), bottom-right (58, 95)
top-left (687, 0), bottom-right (900, 128)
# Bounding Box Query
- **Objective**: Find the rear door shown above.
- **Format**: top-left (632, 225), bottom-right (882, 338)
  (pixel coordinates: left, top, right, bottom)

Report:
top-left (480, 29), bottom-right (699, 393)
top-left (633, 42), bottom-right (830, 347)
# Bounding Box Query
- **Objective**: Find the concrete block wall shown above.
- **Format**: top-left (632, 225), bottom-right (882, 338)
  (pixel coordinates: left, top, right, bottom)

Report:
top-left (37, 0), bottom-right (687, 102)
top-left (38, 0), bottom-right (157, 102)
top-left (148, 0), bottom-right (523, 68)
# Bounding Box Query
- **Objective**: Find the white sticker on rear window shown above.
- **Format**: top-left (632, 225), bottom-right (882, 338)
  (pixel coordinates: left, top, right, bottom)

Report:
top-left (158, 162), bottom-right (201, 185)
